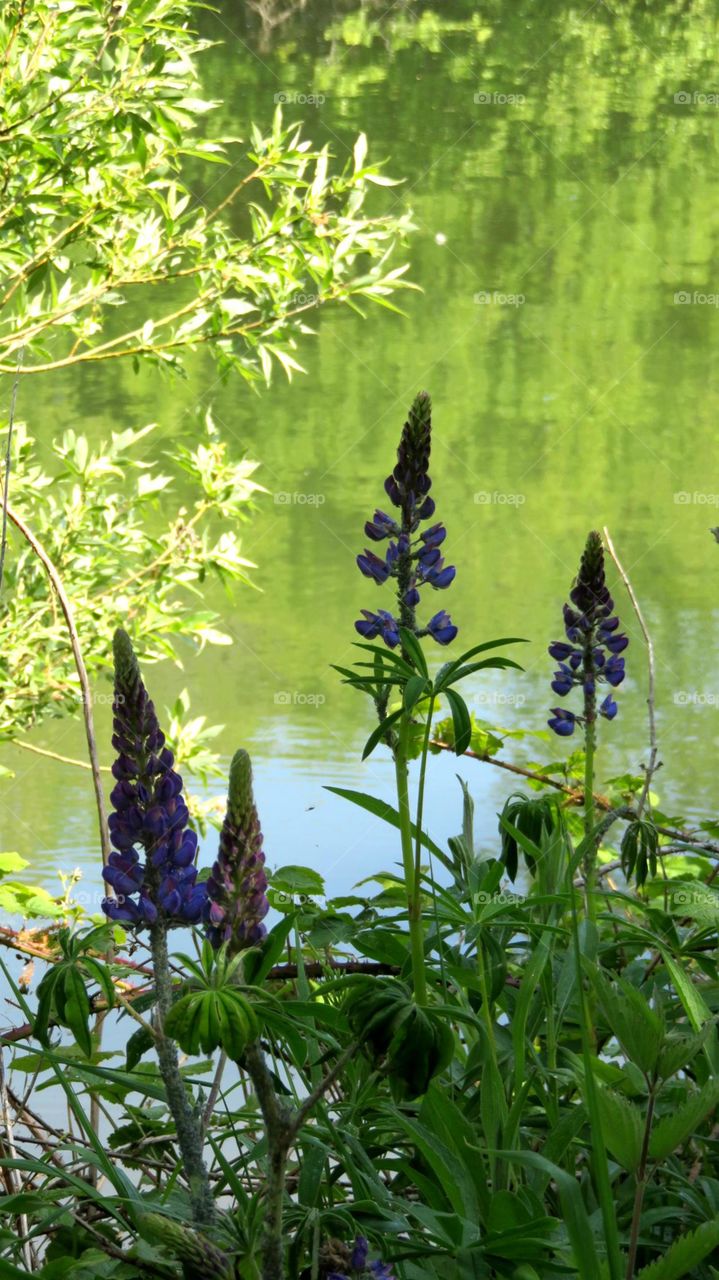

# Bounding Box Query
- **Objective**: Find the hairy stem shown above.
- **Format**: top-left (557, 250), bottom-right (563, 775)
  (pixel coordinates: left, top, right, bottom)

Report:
top-left (149, 920), bottom-right (214, 1228)
top-left (243, 1039), bottom-right (359, 1280)
top-left (625, 1090), bottom-right (656, 1280)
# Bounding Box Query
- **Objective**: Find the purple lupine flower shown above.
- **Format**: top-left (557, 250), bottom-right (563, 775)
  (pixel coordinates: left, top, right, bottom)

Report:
top-left (364, 510), bottom-right (399, 541)
top-left (320, 1237), bottom-right (395, 1279)
top-left (102, 630), bottom-right (206, 928)
top-left (350, 1239), bottom-right (369, 1270)
top-left (547, 531), bottom-right (628, 735)
top-left (548, 706), bottom-right (577, 736)
top-left (427, 610), bottom-right (458, 645)
top-left (355, 608), bottom-right (401, 648)
top-left (354, 392), bottom-right (457, 646)
top-left (204, 749), bottom-right (269, 953)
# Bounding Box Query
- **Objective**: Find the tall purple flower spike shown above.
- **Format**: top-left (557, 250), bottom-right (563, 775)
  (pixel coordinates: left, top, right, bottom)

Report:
top-left (547, 531), bottom-right (628, 736)
top-left (355, 392), bottom-right (457, 647)
top-left (102, 629), bottom-right (206, 927)
top-left (204, 748), bottom-right (269, 953)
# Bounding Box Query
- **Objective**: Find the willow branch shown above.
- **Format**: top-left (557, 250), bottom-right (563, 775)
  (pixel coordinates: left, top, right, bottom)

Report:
top-left (13, 740), bottom-right (111, 772)
top-left (4, 504), bottom-right (110, 865)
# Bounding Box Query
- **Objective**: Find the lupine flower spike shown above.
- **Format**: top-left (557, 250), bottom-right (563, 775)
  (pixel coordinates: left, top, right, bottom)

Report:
top-left (355, 391), bottom-right (458, 647)
top-left (547, 530), bottom-right (628, 737)
top-left (319, 1236), bottom-right (396, 1280)
top-left (102, 630), bottom-right (206, 927)
top-left (204, 748), bottom-right (269, 953)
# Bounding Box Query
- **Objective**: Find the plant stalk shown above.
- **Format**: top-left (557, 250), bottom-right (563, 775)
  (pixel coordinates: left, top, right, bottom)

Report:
top-left (149, 920), bottom-right (215, 1228)
top-left (394, 714), bottom-right (428, 1005)
top-left (583, 639), bottom-right (597, 920)
top-left (625, 1090), bottom-right (656, 1280)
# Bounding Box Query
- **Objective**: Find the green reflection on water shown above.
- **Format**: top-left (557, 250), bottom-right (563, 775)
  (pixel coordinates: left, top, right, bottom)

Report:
top-left (4, 0), bottom-right (719, 883)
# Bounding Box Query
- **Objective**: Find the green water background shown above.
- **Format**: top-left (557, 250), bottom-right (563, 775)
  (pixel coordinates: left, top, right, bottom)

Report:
top-left (3, 0), bottom-right (719, 902)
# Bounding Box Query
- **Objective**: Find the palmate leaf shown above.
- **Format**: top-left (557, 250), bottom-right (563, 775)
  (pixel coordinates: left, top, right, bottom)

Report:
top-left (633, 1217), bottom-right (719, 1280)
top-left (433, 637), bottom-right (528, 692)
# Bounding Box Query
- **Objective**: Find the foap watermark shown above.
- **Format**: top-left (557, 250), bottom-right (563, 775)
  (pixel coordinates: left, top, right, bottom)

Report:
top-left (289, 292), bottom-right (319, 308)
top-left (673, 690), bottom-right (719, 708)
top-left (273, 891), bottom-right (323, 907)
top-left (474, 91), bottom-right (526, 106)
top-left (73, 690), bottom-right (123, 706)
top-left (474, 289), bottom-right (525, 307)
top-left (474, 490), bottom-right (526, 507)
top-left (273, 90), bottom-right (325, 107)
top-left (670, 889), bottom-right (716, 907)
top-left (674, 491), bottom-right (719, 506)
top-left (274, 491), bottom-right (325, 507)
top-left (674, 91), bottom-right (719, 106)
top-left (674, 291), bottom-right (719, 307)
top-left (274, 690), bottom-right (326, 708)
top-left (476, 691), bottom-right (526, 709)
top-left (475, 890), bottom-right (528, 905)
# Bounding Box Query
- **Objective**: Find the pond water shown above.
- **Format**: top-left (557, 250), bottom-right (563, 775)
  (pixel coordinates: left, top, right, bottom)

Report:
top-left (3, 0), bottom-right (719, 913)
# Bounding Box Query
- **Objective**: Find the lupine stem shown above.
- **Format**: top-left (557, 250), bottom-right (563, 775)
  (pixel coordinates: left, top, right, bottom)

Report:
top-left (412, 694), bottom-right (436, 946)
top-left (149, 920), bottom-right (215, 1229)
top-left (243, 1038), bottom-right (360, 1280)
top-left (583, 643), bottom-right (598, 920)
top-left (625, 1088), bottom-right (657, 1280)
top-left (394, 715), bottom-right (428, 1006)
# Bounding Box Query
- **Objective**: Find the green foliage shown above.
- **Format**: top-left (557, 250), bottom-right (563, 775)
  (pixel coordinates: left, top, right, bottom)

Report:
top-left (33, 924), bottom-right (114, 1057)
top-left (0, 1), bottom-right (413, 383)
top-left (164, 943), bottom-right (261, 1059)
top-left (0, 412), bottom-right (260, 737)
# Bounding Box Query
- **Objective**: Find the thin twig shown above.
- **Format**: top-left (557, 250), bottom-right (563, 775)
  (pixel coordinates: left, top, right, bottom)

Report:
top-left (603, 526), bottom-right (659, 816)
top-left (201, 1050), bottom-right (227, 1137)
top-left (13, 739), bottom-right (111, 772)
top-left (0, 346), bottom-right (23, 593)
top-left (4, 504), bottom-right (110, 865)
top-left (288, 1040), bottom-right (360, 1142)
top-left (0, 1045), bottom-right (34, 1270)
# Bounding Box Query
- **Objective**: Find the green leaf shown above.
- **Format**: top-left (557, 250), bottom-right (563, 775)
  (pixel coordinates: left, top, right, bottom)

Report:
top-left (0, 853), bottom-right (29, 876)
top-left (591, 971), bottom-right (664, 1075)
top-left (126, 1025), bottom-right (154, 1072)
top-left (398, 627), bottom-right (428, 675)
top-left (595, 1086), bottom-right (644, 1172)
top-left (648, 1078), bottom-right (719, 1160)
top-left (444, 688), bottom-right (472, 755)
top-left (325, 786), bottom-right (451, 869)
top-left (58, 967), bottom-right (92, 1058)
top-left (361, 707), bottom-right (403, 760)
top-left (661, 949), bottom-right (719, 1073)
top-left (404, 674), bottom-right (430, 711)
top-left (634, 1218), bottom-right (719, 1280)
top-left (433, 637), bottom-right (527, 691)
top-left (495, 1150), bottom-right (602, 1280)
top-left (271, 865), bottom-right (325, 896)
